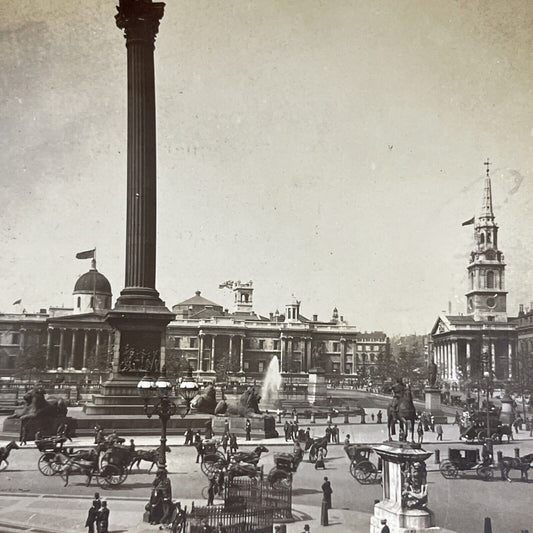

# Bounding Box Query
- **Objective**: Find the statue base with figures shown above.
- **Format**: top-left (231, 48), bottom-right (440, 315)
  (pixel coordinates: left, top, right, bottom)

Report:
top-left (370, 441), bottom-right (441, 533)
top-left (212, 415), bottom-right (277, 439)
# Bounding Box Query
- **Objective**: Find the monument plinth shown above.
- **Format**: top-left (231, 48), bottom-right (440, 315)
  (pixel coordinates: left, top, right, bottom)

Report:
top-left (370, 442), bottom-right (440, 533)
top-left (307, 367), bottom-right (327, 405)
top-left (424, 387), bottom-right (442, 413)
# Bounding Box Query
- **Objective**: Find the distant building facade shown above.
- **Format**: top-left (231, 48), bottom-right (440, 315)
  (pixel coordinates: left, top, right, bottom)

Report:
top-left (0, 275), bottom-right (390, 383)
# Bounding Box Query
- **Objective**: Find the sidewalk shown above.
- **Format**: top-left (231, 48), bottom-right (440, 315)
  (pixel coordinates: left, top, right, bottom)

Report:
top-left (0, 492), bottom-right (462, 533)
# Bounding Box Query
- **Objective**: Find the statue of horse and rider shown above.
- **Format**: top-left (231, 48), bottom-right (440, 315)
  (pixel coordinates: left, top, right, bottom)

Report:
top-left (387, 378), bottom-right (417, 442)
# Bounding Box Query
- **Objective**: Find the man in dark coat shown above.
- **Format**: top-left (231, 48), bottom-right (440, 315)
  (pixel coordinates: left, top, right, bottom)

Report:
top-left (321, 476), bottom-right (332, 509)
top-left (85, 503), bottom-right (98, 533)
top-left (96, 501), bottom-right (109, 533)
top-left (380, 518), bottom-right (391, 533)
top-left (284, 420), bottom-right (290, 441)
top-left (245, 419), bottom-right (251, 441)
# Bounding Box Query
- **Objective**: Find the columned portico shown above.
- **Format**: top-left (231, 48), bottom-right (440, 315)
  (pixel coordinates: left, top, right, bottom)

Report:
top-left (239, 335), bottom-right (245, 373)
top-left (46, 328), bottom-right (52, 368)
top-left (58, 328), bottom-right (65, 370)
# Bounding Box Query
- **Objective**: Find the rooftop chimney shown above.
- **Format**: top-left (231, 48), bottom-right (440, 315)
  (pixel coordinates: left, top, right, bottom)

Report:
top-left (313, 314), bottom-right (318, 322)
top-left (519, 304), bottom-right (524, 316)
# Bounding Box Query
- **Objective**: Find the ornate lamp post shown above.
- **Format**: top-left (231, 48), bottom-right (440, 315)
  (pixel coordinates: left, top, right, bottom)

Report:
top-left (137, 370), bottom-right (198, 478)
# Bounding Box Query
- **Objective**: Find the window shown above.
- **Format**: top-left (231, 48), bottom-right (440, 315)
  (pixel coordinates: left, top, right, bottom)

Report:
top-left (258, 361), bottom-right (264, 373)
top-left (245, 338), bottom-right (252, 349)
top-left (189, 337), bottom-right (197, 348)
top-left (487, 271), bottom-right (494, 289)
top-left (77, 297), bottom-right (81, 308)
top-left (244, 361), bottom-right (249, 370)
top-left (90, 296), bottom-right (94, 308)
top-left (273, 340), bottom-right (280, 350)
top-left (174, 337), bottom-right (181, 348)
top-left (259, 340), bottom-right (264, 350)
top-left (11, 333), bottom-right (20, 345)
top-left (333, 342), bottom-right (340, 352)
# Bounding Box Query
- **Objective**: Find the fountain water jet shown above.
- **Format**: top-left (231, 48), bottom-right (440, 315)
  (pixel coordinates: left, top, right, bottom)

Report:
top-left (261, 355), bottom-right (282, 410)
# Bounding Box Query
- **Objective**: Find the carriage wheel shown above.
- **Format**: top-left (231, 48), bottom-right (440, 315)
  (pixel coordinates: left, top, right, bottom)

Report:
top-left (38, 453), bottom-right (57, 476)
top-left (349, 460), bottom-right (358, 479)
top-left (477, 429), bottom-right (488, 443)
top-left (97, 464), bottom-right (123, 488)
top-left (268, 468), bottom-right (291, 490)
top-left (353, 461), bottom-right (377, 484)
top-left (308, 447), bottom-right (317, 463)
top-left (490, 432), bottom-right (502, 444)
top-left (439, 461), bottom-right (458, 479)
top-left (476, 465), bottom-right (494, 481)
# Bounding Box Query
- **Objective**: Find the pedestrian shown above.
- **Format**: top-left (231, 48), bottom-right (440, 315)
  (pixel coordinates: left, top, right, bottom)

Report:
top-left (184, 427), bottom-right (193, 446)
top-left (93, 492), bottom-right (102, 511)
top-left (284, 421), bottom-right (290, 441)
top-left (229, 433), bottom-right (238, 454)
top-left (361, 409), bottom-right (366, 424)
top-left (343, 434), bottom-right (351, 449)
top-left (380, 518), bottom-right (390, 533)
top-left (305, 427), bottom-right (311, 441)
top-left (302, 525), bottom-right (310, 532)
top-left (171, 502), bottom-right (187, 533)
top-left (195, 439), bottom-right (204, 463)
top-left (325, 425), bottom-right (332, 443)
top-left (221, 432), bottom-right (229, 453)
top-left (85, 503), bottom-right (98, 533)
top-left (377, 410), bottom-right (383, 424)
top-left (245, 419), bottom-right (251, 441)
top-left (129, 439), bottom-right (135, 453)
top-left (19, 420), bottom-right (28, 446)
top-left (293, 421), bottom-right (299, 440)
top-left (454, 411), bottom-right (460, 425)
top-left (96, 501), bottom-right (109, 533)
top-left (194, 431), bottom-right (202, 445)
top-left (207, 478), bottom-right (216, 506)
top-left (315, 447), bottom-right (325, 470)
top-left (417, 421), bottom-right (424, 444)
top-left (321, 476), bottom-right (332, 526)
top-left (430, 415), bottom-right (435, 432)
top-left (333, 424), bottom-right (338, 443)
top-left (436, 424), bottom-right (443, 441)
top-left (371, 413), bottom-right (375, 422)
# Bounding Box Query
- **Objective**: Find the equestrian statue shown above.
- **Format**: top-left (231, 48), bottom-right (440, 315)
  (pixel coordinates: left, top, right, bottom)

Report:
top-left (387, 378), bottom-right (417, 442)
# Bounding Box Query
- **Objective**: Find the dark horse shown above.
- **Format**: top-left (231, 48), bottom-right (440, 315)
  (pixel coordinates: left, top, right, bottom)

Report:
top-left (500, 453), bottom-right (533, 482)
top-left (387, 381), bottom-right (416, 442)
top-left (130, 445), bottom-right (171, 472)
top-left (0, 441), bottom-right (19, 471)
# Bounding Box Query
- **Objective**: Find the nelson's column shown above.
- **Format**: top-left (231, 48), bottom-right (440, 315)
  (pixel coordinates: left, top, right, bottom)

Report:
top-left (98, 0), bottom-right (174, 407)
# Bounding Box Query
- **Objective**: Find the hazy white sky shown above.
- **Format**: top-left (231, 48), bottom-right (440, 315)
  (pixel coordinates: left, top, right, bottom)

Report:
top-left (1, 0), bottom-right (532, 334)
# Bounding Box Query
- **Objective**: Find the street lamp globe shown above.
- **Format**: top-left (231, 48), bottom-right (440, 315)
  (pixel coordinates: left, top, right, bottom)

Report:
top-left (154, 374), bottom-right (173, 397)
top-left (137, 374), bottom-right (155, 400)
top-left (178, 369), bottom-right (199, 405)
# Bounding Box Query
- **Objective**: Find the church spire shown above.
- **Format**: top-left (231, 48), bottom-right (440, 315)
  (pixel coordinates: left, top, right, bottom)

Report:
top-left (480, 158), bottom-right (494, 221)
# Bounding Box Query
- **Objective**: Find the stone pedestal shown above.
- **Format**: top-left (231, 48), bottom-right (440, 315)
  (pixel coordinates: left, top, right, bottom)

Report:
top-left (424, 388), bottom-right (441, 413)
top-left (370, 442), bottom-right (440, 533)
top-left (307, 367), bottom-right (327, 405)
top-left (212, 415), bottom-right (278, 439)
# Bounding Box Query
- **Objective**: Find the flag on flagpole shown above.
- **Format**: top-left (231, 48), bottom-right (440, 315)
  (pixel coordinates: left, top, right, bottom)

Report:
top-left (462, 216), bottom-right (475, 226)
top-left (12, 299), bottom-right (21, 305)
top-left (76, 248), bottom-right (96, 259)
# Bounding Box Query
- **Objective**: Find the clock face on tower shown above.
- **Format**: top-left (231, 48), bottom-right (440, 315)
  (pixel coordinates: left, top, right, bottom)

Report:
top-left (486, 296), bottom-right (496, 308)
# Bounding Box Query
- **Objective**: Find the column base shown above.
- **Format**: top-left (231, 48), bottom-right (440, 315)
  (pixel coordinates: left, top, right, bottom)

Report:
top-left (370, 502), bottom-right (440, 533)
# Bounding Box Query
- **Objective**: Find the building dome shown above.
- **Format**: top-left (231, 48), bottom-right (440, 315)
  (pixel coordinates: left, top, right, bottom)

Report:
top-left (72, 259), bottom-right (112, 314)
top-left (74, 260), bottom-right (112, 295)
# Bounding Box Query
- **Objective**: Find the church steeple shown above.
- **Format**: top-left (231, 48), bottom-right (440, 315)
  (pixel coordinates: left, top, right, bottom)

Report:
top-left (466, 160), bottom-right (507, 322)
top-left (480, 159), bottom-right (494, 220)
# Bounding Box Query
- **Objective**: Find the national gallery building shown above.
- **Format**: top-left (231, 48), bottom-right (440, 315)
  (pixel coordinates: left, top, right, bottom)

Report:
top-left (0, 269), bottom-right (389, 383)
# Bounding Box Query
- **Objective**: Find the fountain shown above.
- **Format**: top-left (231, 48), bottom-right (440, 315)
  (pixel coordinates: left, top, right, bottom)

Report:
top-left (261, 355), bottom-right (282, 410)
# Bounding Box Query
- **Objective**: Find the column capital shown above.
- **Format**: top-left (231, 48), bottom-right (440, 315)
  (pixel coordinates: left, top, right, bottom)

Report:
top-left (116, 0), bottom-right (165, 45)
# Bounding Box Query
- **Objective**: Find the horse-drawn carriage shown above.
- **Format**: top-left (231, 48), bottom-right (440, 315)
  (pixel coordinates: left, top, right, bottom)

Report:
top-left (267, 445), bottom-right (304, 489)
top-left (307, 436), bottom-right (328, 464)
top-left (459, 417), bottom-right (512, 444)
top-left (439, 448), bottom-right (494, 481)
top-left (36, 435), bottom-right (67, 476)
top-left (344, 444), bottom-right (381, 484)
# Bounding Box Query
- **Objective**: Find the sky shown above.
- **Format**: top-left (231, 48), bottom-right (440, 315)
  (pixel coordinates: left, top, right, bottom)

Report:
top-left (1, 0), bottom-right (532, 335)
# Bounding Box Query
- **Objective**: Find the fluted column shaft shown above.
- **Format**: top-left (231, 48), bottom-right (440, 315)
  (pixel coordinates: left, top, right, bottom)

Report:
top-left (116, 0), bottom-right (165, 301)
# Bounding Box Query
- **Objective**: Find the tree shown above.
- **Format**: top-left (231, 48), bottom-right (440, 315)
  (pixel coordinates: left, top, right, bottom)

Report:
top-left (374, 353), bottom-right (398, 384)
top-left (14, 342), bottom-right (47, 379)
top-left (165, 349), bottom-right (192, 380)
top-left (396, 348), bottom-right (426, 386)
